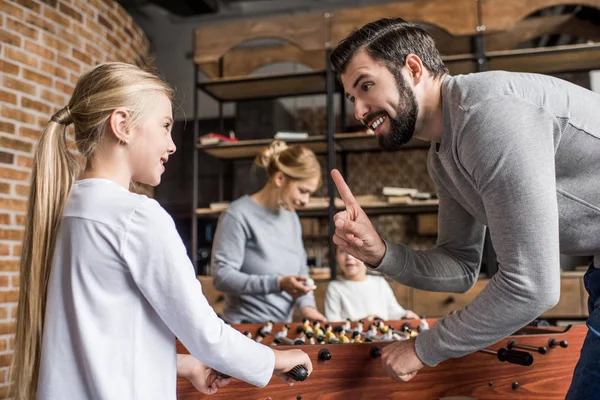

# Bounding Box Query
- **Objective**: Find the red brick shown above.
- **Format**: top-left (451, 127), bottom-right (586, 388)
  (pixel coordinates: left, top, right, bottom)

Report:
top-left (0, 90), bottom-right (17, 105)
top-left (0, 229), bottom-right (23, 241)
top-left (0, 135), bottom-right (33, 153)
top-left (0, 322), bottom-right (16, 335)
top-left (2, 76), bottom-right (36, 96)
top-left (0, 291), bottom-right (19, 303)
top-left (0, 121), bottom-right (15, 135)
top-left (72, 48), bottom-right (92, 65)
top-left (15, 214), bottom-right (25, 225)
top-left (56, 25), bottom-right (82, 47)
top-left (18, 127), bottom-right (39, 141)
top-left (0, 183), bottom-right (10, 195)
top-left (56, 54), bottom-right (80, 73)
top-left (0, 245), bottom-right (9, 256)
top-left (0, 60), bottom-right (19, 77)
top-left (70, 21), bottom-right (95, 43)
top-left (24, 40), bottom-right (56, 62)
top-left (0, 260), bottom-right (20, 271)
top-left (59, 1), bottom-right (82, 23)
top-left (41, 60), bottom-right (68, 81)
top-left (69, 72), bottom-right (78, 85)
top-left (23, 68), bottom-right (53, 87)
top-left (41, 32), bottom-right (69, 53)
top-left (0, 151), bottom-right (14, 165)
top-left (12, 244), bottom-right (22, 257)
top-left (40, 0), bottom-right (58, 6)
top-left (0, 214), bottom-right (9, 225)
top-left (5, 16), bottom-right (39, 40)
top-left (0, 27), bottom-right (22, 47)
top-left (0, 0), bottom-right (24, 19)
top-left (0, 106), bottom-right (36, 125)
top-left (24, 11), bottom-right (57, 35)
top-left (55, 81), bottom-right (74, 96)
top-left (10, 335), bottom-right (15, 349)
top-left (21, 97), bottom-right (51, 114)
top-left (106, 32), bottom-right (120, 49)
top-left (0, 338), bottom-right (7, 351)
top-left (0, 276), bottom-right (8, 288)
top-left (77, 0), bottom-right (95, 18)
top-left (11, 0), bottom-right (40, 13)
top-left (11, 274), bottom-right (19, 287)
top-left (40, 89), bottom-right (67, 105)
top-left (3, 46), bottom-right (39, 68)
top-left (85, 42), bottom-right (102, 60)
top-left (15, 184), bottom-right (28, 197)
top-left (43, 6), bottom-right (70, 27)
top-left (87, 15), bottom-right (104, 33)
top-left (0, 166), bottom-right (29, 181)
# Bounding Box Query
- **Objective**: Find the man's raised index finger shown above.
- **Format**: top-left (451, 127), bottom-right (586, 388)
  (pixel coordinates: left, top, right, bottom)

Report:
top-left (331, 169), bottom-right (357, 206)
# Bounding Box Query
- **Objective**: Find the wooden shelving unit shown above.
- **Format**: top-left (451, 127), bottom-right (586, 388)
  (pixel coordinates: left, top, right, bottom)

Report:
top-left (198, 133), bottom-right (429, 160)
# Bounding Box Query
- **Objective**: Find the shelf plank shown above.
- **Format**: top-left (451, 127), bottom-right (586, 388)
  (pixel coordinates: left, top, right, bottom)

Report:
top-left (197, 70), bottom-right (335, 102)
top-left (196, 200), bottom-right (439, 218)
top-left (198, 133), bottom-right (430, 159)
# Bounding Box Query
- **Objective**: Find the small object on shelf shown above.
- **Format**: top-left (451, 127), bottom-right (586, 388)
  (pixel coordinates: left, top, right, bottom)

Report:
top-left (209, 202), bottom-right (230, 211)
top-left (199, 131), bottom-right (238, 146)
top-left (274, 131), bottom-right (309, 140)
top-left (382, 187), bottom-right (418, 197)
top-left (411, 192), bottom-right (432, 200)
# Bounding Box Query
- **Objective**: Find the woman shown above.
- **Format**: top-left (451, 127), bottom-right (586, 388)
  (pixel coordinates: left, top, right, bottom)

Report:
top-left (212, 140), bottom-right (326, 324)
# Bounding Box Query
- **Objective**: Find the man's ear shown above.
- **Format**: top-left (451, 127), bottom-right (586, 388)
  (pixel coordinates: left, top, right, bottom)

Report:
top-left (404, 54), bottom-right (424, 85)
top-left (108, 108), bottom-right (131, 144)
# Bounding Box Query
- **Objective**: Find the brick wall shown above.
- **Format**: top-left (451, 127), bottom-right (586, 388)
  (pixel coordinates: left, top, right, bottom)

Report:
top-left (0, 0), bottom-right (149, 395)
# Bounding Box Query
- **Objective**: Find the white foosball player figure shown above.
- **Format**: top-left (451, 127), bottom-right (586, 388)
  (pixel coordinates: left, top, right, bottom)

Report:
top-left (353, 320), bottom-right (364, 334)
top-left (343, 318), bottom-right (352, 332)
top-left (418, 318), bottom-right (430, 332)
top-left (262, 320), bottom-right (274, 334)
top-left (366, 324), bottom-right (379, 340)
top-left (275, 324), bottom-right (290, 340)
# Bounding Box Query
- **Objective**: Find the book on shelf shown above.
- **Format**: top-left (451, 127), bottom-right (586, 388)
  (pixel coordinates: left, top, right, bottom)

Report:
top-left (199, 132), bottom-right (238, 146)
top-left (209, 201), bottom-right (230, 211)
top-left (274, 131), bottom-right (309, 140)
top-left (382, 187), bottom-right (419, 197)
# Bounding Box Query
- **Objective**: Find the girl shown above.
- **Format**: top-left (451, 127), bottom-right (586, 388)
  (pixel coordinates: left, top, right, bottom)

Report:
top-left (325, 247), bottom-right (419, 322)
top-left (212, 140), bottom-right (327, 324)
top-left (11, 62), bottom-right (311, 400)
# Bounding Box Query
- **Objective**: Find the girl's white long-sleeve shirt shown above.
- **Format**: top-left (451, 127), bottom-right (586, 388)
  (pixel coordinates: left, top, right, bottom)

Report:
top-left (38, 179), bottom-right (274, 399)
top-left (324, 275), bottom-right (407, 322)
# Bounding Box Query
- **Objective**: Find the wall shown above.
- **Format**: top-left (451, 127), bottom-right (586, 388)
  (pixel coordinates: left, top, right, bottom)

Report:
top-left (0, 0), bottom-right (149, 395)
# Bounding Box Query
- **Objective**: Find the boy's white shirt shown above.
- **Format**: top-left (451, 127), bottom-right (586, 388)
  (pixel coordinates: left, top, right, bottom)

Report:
top-left (324, 274), bottom-right (407, 322)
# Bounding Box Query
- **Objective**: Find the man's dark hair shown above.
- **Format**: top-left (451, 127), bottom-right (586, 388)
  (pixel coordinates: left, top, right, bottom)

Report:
top-left (330, 18), bottom-right (448, 78)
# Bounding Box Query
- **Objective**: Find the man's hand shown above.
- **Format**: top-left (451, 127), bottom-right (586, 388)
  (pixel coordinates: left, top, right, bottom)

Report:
top-left (331, 169), bottom-right (386, 266)
top-left (381, 339), bottom-right (425, 382)
top-left (279, 276), bottom-right (313, 298)
top-left (301, 306), bottom-right (327, 323)
top-left (177, 354), bottom-right (231, 395)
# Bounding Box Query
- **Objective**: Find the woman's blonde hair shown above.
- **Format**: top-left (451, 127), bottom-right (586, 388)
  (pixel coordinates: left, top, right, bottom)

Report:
top-left (11, 62), bottom-right (173, 399)
top-left (255, 140), bottom-right (321, 184)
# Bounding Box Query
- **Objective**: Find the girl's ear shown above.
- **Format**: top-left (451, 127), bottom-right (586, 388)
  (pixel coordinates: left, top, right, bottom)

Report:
top-left (108, 108), bottom-right (131, 144)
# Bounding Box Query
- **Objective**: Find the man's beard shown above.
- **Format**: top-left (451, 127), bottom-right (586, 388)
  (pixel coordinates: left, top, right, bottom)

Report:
top-left (375, 75), bottom-right (419, 151)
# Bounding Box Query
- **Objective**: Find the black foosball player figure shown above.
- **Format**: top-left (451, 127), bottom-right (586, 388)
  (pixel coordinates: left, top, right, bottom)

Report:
top-left (352, 331), bottom-right (363, 343)
top-left (243, 330), bottom-right (253, 339)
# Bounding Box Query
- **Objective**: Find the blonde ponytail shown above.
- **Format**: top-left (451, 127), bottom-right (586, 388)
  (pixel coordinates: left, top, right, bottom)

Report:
top-left (11, 109), bottom-right (80, 399)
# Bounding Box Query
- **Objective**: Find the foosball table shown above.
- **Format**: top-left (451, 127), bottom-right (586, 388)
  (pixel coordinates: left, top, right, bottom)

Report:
top-left (176, 318), bottom-right (586, 399)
